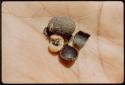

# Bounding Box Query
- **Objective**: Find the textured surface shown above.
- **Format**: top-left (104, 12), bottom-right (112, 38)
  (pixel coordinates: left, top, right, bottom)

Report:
top-left (48, 16), bottom-right (76, 36)
top-left (2, 1), bottom-right (124, 83)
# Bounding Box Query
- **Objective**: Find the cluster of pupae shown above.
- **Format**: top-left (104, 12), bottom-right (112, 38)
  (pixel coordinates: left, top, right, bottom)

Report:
top-left (43, 16), bottom-right (90, 62)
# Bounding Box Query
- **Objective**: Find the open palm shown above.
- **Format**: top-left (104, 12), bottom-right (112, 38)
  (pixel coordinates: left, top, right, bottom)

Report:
top-left (2, 1), bottom-right (123, 83)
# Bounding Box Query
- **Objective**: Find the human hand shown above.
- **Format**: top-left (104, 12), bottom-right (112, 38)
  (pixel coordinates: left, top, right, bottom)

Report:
top-left (2, 1), bottom-right (123, 83)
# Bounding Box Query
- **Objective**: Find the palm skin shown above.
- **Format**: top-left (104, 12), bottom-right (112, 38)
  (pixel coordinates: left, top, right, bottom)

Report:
top-left (2, 1), bottom-right (123, 83)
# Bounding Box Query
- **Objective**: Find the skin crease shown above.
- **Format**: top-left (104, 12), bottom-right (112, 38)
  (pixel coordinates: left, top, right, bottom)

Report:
top-left (2, 1), bottom-right (123, 83)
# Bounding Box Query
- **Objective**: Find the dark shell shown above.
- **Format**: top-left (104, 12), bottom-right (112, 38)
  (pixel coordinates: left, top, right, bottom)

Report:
top-left (60, 45), bottom-right (78, 62)
top-left (43, 27), bottom-right (54, 38)
top-left (73, 31), bottom-right (90, 49)
top-left (47, 16), bottom-right (76, 37)
top-left (43, 27), bottom-right (72, 41)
